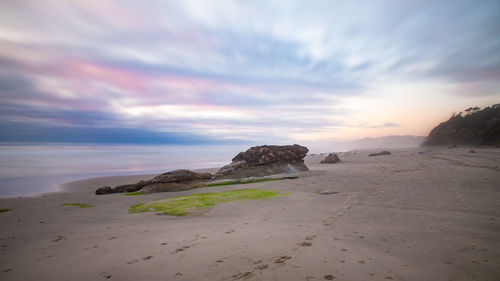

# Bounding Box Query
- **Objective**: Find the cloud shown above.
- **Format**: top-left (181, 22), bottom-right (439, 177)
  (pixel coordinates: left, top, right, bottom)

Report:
top-left (0, 0), bottom-right (499, 144)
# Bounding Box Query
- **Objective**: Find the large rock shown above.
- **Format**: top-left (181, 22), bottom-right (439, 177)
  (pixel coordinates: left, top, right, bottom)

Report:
top-left (320, 153), bottom-right (340, 164)
top-left (95, 169), bottom-right (212, 195)
top-left (215, 144), bottom-right (309, 179)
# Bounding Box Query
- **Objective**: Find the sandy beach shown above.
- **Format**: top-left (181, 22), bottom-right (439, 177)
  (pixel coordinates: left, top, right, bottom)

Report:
top-left (1, 147), bottom-right (499, 281)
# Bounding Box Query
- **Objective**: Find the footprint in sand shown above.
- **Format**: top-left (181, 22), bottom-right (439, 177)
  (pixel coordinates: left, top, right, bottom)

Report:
top-left (324, 275), bottom-right (335, 280)
top-left (225, 230), bottom-right (235, 234)
top-left (172, 245), bottom-right (190, 253)
top-left (274, 256), bottom-right (292, 263)
top-left (299, 242), bottom-right (312, 247)
top-left (107, 236), bottom-right (118, 240)
top-left (255, 264), bottom-right (268, 270)
top-left (232, 272), bottom-right (254, 280)
top-left (143, 256), bottom-right (153, 260)
top-left (51, 235), bottom-right (66, 242)
top-left (99, 272), bottom-right (112, 279)
top-left (127, 259), bottom-right (139, 264)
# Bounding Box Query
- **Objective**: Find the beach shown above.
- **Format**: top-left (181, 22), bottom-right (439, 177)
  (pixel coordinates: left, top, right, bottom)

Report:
top-left (0, 147), bottom-right (499, 281)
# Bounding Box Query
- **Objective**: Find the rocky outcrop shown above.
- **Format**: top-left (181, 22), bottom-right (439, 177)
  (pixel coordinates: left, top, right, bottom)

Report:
top-left (215, 144), bottom-right (309, 179)
top-left (369, 151), bottom-right (391, 156)
top-left (422, 104), bottom-right (500, 146)
top-left (95, 169), bottom-right (212, 195)
top-left (320, 153), bottom-right (340, 164)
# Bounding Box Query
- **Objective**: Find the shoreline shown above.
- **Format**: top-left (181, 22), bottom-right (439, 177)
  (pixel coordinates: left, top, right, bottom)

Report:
top-left (1, 149), bottom-right (330, 198)
top-left (0, 167), bottom-right (224, 199)
top-left (0, 143), bottom-right (246, 198)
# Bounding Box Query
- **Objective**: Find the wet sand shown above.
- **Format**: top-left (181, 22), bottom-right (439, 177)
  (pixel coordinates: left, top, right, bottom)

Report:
top-left (0, 147), bottom-right (499, 281)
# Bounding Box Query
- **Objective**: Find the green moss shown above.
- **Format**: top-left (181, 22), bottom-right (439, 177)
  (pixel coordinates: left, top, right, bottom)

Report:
top-left (0, 208), bottom-right (12, 213)
top-left (122, 191), bottom-right (148, 195)
top-left (203, 180), bottom-right (240, 187)
top-left (202, 176), bottom-right (297, 187)
top-left (129, 188), bottom-right (288, 216)
top-left (240, 177), bottom-right (284, 184)
top-left (61, 203), bottom-right (95, 208)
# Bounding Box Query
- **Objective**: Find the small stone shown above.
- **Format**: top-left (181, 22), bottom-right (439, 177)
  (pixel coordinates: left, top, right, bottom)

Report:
top-left (320, 153), bottom-right (340, 164)
top-left (369, 151), bottom-right (391, 157)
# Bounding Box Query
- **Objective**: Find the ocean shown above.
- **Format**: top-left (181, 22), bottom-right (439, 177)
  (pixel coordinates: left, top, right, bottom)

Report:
top-left (0, 144), bottom-right (248, 197)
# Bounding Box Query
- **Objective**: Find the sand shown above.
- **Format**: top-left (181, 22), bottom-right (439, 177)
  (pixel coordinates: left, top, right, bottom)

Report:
top-left (0, 147), bottom-right (499, 281)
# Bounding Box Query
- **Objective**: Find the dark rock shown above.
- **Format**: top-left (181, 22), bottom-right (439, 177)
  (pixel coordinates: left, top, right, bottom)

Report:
top-left (369, 151), bottom-right (391, 157)
top-left (422, 104), bottom-right (500, 146)
top-left (231, 144), bottom-right (308, 165)
top-left (95, 169), bottom-right (212, 195)
top-left (95, 186), bottom-right (112, 195)
top-left (215, 144), bottom-right (309, 179)
top-left (151, 169), bottom-right (212, 183)
top-left (320, 153), bottom-right (340, 164)
top-left (318, 191), bottom-right (338, 195)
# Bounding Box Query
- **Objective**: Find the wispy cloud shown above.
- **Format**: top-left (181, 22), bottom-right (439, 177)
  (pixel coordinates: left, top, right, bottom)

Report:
top-left (0, 0), bottom-right (499, 144)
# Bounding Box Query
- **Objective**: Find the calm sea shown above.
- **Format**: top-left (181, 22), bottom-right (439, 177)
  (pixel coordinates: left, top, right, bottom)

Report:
top-left (0, 144), bottom-right (248, 197)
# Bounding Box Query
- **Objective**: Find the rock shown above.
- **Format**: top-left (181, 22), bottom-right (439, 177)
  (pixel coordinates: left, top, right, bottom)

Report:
top-left (95, 186), bottom-right (112, 195)
top-left (318, 191), bottom-right (338, 195)
top-left (151, 169), bottom-right (212, 183)
top-left (95, 169), bottom-right (212, 195)
top-left (368, 151), bottom-right (391, 157)
top-left (215, 144), bottom-right (309, 179)
top-left (231, 144), bottom-right (308, 165)
top-left (320, 153), bottom-right (340, 164)
top-left (95, 181), bottom-right (151, 195)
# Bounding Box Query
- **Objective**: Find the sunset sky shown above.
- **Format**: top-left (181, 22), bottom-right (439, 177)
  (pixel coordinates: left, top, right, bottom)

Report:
top-left (0, 0), bottom-right (499, 145)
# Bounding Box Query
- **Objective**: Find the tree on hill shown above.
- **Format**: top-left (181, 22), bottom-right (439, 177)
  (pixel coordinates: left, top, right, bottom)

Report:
top-left (465, 106), bottom-right (480, 115)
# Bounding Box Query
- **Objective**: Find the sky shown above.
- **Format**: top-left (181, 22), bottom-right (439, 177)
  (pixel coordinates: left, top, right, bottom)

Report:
top-left (0, 0), bottom-right (499, 147)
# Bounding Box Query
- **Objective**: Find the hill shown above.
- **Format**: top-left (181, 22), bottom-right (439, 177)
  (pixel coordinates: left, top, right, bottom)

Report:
top-left (422, 104), bottom-right (500, 146)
